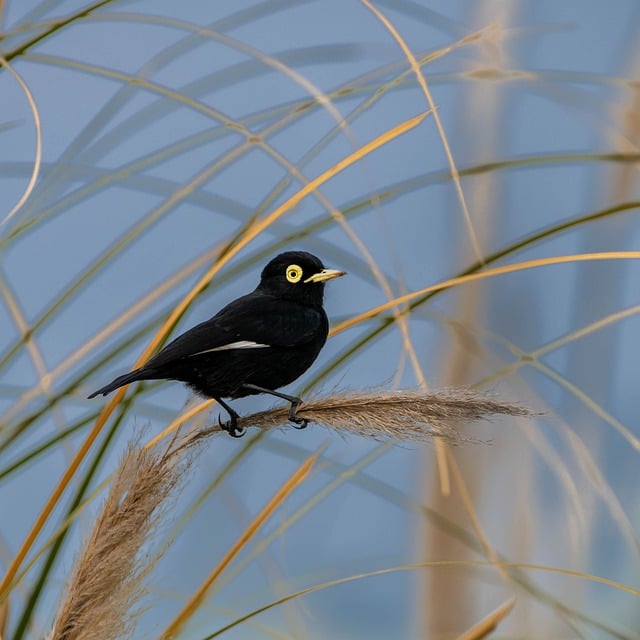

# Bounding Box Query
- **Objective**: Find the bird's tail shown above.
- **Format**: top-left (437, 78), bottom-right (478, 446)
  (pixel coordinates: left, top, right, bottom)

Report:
top-left (87, 368), bottom-right (152, 399)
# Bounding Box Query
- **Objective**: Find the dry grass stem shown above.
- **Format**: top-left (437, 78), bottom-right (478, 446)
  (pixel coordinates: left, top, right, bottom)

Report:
top-left (0, 598), bottom-right (8, 640)
top-left (455, 596), bottom-right (517, 640)
top-left (185, 388), bottom-right (535, 447)
top-left (48, 432), bottom-right (199, 640)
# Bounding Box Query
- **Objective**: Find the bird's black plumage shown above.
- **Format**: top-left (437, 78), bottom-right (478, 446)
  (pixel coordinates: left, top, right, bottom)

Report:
top-left (88, 251), bottom-right (345, 437)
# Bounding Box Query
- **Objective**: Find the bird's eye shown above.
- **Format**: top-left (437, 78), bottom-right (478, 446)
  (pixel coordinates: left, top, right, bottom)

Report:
top-left (285, 264), bottom-right (303, 283)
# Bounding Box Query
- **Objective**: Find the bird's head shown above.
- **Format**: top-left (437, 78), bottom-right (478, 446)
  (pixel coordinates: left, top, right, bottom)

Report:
top-left (258, 251), bottom-right (346, 304)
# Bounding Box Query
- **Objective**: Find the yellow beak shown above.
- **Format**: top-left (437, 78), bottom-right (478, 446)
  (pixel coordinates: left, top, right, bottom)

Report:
top-left (304, 268), bottom-right (347, 284)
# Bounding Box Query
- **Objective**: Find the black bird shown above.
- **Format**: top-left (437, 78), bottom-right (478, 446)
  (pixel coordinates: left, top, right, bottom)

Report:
top-left (88, 251), bottom-right (345, 437)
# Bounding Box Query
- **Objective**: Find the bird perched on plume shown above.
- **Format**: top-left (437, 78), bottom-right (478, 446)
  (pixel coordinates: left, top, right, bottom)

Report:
top-left (88, 251), bottom-right (346, 437)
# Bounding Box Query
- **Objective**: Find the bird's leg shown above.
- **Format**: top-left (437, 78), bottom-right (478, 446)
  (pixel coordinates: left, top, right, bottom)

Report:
top-left (214, 397), bottom-right (245, 438)
top-left (241, 384), bottom-right (308, 429)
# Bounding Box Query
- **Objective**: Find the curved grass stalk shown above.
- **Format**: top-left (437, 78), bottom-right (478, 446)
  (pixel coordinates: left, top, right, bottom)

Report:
top-left (455, 596), bottom-right (517, 640)
top-left (114, 12), bottom-right (356, 142)
top-left (360, 0), bottom-right (485, 266)
top-left (11, 46), bottom-right (355, 265)
top-left (202, 561), bottom-right (638, 639)
top-left (0, 0), bottom-right (116, 65)
top-left (144, 399), bottom-right (215, 450)
top-left (0, 55), bottom-right (41, 228)
top-left (22, 52), bottom-right (251, 128)
top-left (446, 451), bottom-right (509, 581)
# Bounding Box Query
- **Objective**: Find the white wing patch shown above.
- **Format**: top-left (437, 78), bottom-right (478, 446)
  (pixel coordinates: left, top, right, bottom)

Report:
top-left (189, 340), bottom-right (270, 356)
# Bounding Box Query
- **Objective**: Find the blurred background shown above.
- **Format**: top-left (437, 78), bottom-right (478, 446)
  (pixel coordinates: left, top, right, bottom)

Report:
top-left (1, 1), bottom-right (639, 638)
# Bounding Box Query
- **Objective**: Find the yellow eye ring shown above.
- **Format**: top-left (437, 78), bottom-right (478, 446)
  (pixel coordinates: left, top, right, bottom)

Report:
top-left (286, 264), bottom-right (303, 283)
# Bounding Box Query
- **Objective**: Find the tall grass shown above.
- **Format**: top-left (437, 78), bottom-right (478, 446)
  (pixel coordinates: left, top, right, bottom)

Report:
top-left (1, 1), bottom-right (639, 638)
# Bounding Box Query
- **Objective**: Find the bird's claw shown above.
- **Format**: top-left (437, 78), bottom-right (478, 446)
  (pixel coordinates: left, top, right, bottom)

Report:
top-left (289, 407), bottom-right (308, 430)
top-left (288, 401), bottom-right (308, 430)
top-left (218, 413), bottom-right (246, 438)
top-left (291, 417), bottom-right (308, 430)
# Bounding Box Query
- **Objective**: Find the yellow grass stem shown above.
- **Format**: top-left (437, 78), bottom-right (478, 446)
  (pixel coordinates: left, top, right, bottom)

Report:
top-left (447, 451), bottom-right (508, 581)
top-left (331, 251), bottom-right (640, 336)
top-left (159, 449), bottom-right (320, 640)
top-left (0, 598), bottom-right (8, 640)
top-left (455, 597), bottom-right (517, 640)
top-left (144, 399), bottom-right (216, 450)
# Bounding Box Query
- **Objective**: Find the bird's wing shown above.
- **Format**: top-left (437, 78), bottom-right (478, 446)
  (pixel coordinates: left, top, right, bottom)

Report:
top-left (216, 293), bottom-right (327, 348)
top-left (145, 292), bottom-right (325, 368)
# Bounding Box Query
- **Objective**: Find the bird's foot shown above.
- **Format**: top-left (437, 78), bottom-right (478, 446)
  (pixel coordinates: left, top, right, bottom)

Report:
top-left (218, 413), bottom-right (246, 438)
top-left (239, 385), bottom-right (309, 431)
top-left (288, 401), bottom-right (308, 430)
top-left (290, 416), bottom-right (308, 430)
